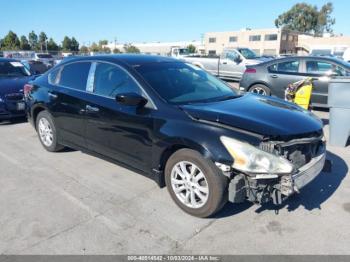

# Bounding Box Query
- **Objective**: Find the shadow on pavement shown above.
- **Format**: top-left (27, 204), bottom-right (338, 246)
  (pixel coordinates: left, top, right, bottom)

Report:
top-left (255, 150), bottom-right (347, 213)
top-left (0, 117), bottom-right (27, 125)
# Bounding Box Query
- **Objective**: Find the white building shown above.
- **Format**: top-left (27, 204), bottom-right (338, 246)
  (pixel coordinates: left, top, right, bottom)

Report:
top-left (105, 40), bottom-right (204, 55)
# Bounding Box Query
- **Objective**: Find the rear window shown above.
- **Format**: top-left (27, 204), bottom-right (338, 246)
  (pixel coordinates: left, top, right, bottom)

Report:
top-left (58, 62), bottom-right (91, 90)
top-left (268, 60), bottom-right (300, 73)
top-left (37, 54), bottom-right (53, 59)
top-left (0, 61), bottom-right (31, 77)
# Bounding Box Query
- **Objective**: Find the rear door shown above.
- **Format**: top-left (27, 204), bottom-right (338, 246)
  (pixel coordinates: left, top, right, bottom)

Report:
top-left (267, 59), bottom-right (304, 99)
top-left (48, 61), bottom-right (91, 148)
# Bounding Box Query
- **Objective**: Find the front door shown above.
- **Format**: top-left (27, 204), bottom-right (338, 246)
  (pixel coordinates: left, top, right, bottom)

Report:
top-left (220, 51), bottom-right (243, 79)
top-left (84, 62), bottom-right (154, 172)
top-left (302, 59), bottom-right (343, 106)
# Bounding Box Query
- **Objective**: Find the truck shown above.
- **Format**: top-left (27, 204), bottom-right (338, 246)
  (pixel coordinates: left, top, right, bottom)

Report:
top-left (182, 48), bottom-right (270, 80)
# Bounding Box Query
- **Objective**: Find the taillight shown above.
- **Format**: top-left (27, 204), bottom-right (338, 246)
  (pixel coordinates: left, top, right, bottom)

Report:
top-left (245, 68), bottom-right (256, 74)
top-left (24, 84), bottom-right (33, 97)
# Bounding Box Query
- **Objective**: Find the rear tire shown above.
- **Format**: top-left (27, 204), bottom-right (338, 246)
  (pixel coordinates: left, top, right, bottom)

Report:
top-left (165, 149), bottom-right (228, 218)
top-left (249, 84), bottom-right (271, 96)
top-left (36, 111), bottom-right (64, 152)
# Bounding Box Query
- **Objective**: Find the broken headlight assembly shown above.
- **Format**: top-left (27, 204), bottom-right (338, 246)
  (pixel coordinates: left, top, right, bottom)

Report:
top-left (220, 136), bottom-right (293, 175)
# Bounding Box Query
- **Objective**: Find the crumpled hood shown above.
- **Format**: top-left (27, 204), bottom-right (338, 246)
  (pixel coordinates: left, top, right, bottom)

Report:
top-left (181, 94), bottom-right (323, 137)
top-left (0, 76), bottom-right (33, 96)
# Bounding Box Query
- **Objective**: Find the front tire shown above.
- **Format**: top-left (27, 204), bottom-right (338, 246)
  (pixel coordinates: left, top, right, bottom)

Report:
top-left (165, 149), bottom-right (228, 218)
top-left (36, 111), bottom-right (64, 152)
top-left (248, 84), bottom-right (271, 96)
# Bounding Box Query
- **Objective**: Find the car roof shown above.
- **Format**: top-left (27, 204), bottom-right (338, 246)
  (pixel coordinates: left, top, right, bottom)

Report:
top-left (0, 57), bottom-right (20, 63)
top-left (257, 55), bottom-right (350, 68)
top-left (60, 54), bottom-right (178, 67)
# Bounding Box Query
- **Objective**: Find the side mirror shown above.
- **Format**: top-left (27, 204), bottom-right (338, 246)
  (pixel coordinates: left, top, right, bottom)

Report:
top-left (116, 93), bottom-right (148, 108)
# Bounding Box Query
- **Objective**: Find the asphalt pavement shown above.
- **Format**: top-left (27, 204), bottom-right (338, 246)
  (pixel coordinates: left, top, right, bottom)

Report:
top-left (0, 110), bottom-right (349, 255)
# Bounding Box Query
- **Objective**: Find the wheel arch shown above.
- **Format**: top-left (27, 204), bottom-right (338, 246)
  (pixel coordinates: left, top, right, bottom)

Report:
top-left (31, 103), bottom-right (50, 130)
top-left (155, 140), bottom-right (212, 187)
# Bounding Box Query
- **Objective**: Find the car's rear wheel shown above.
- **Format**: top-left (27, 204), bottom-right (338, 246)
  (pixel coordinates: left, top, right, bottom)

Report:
top-left (165, 149), bottom-right (227, 218)
top-left (249, 84), bottom-right (271, 96)
top-left (36, 111), bottom-right (64, 152)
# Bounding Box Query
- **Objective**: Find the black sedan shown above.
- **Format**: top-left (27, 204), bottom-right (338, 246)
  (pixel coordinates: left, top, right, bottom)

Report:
top-left (0, 58), bottom-right (36, 121)
top-left (26, 55), bottom-right (325, 217)
top-left (239, 56), bottom-right (350, 107)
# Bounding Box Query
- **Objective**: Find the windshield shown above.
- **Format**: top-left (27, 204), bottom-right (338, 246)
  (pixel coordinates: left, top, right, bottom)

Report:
top-left (0, 61), bottom-right (31, 77)
top-left (37, 54), bottom-right (53, 59)
top-left (135, 62), bottom-right (237, 104)
top-left (238, 48), bottom-right (258, 59)
top-left (179, 49), bottom-right (190, 55)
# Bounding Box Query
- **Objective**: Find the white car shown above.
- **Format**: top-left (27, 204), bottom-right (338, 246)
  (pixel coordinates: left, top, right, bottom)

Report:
top-left (343, 48), bottom-right (350, 63)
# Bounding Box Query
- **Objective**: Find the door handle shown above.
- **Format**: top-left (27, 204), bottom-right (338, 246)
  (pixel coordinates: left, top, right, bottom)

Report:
top-left (222, 61), bottom-right (227, 65)
top-left (48, 92), bottom-right (58, 99)
top-left (270, 75), bottom-right (278, 78)
top-left (86, 105), bottom-right (100, 113)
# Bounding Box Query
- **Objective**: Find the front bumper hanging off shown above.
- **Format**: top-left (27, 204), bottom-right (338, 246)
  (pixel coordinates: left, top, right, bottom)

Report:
top-left (228, 152), bottom-right (329, 205)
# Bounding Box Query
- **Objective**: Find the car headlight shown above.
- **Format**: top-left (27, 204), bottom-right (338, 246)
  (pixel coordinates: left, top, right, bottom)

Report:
top-left (0, 97), bottom-right (4, 103)
top-left (220, 136), bottom-right (293, 174)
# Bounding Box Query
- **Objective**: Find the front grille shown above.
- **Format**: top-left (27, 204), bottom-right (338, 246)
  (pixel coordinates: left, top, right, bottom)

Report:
top-left (5, 93), bottom-right (24, 101)
top-left (260, 136), bottom-right (325, 169)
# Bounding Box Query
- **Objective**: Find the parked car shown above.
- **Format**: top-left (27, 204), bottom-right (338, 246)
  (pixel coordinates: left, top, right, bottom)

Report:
top-left (21, 60), bottom-right (51, 74)
top-left (26, 55), bottom-right (326, 217)
top-left (183, 48), bottom-right (270, 80)
top-left (34, 53), bottom-right (55, 68)
top-left (239, 56), bottom-right (350, 107)
top-left (0, 58), bottom-right (35, 121)
top-left (343, 48), bottom-right (350, 63)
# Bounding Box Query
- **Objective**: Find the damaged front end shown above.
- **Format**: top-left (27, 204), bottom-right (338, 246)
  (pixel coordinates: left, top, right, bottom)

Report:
top-left (220, 133), bottom-right (328, 206)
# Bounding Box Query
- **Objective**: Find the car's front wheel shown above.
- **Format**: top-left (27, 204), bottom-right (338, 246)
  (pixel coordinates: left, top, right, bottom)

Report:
top-left (248, 84), bottom-right (271, 96)
top-left (165, 149), bottom-right (227, 218)
top-left (36, 111), bottom-right (64, 152)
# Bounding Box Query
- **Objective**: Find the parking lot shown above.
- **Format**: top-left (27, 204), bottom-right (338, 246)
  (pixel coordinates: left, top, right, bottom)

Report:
top-left (0, 109), bottom-right (349, 255)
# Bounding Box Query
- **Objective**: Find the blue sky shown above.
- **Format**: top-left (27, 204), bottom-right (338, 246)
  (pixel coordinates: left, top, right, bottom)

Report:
top-left (1, 0), bottom-right (348, 45)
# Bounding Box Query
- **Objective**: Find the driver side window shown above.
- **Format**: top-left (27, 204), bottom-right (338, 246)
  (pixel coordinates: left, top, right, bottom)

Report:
top-left (225, 52), bottom-right (240, 62)
top-left (93, 62), bottom-right (141, 97)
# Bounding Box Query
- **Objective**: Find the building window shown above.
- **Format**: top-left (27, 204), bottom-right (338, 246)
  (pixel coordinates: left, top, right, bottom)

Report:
top-left (229, 36), bottom-right (238, 42)
top-left (249, 35), bottom-right (261, 41)
top-left (288, 35), bottom-right (294, 41)
top-left (208, 37), bottom-right (216, 43)
top-left (281, 34), bottom-right (287, 41)
top-left (208, 50), bottom-right (216, 56)
top-left (263, 49), bottom-right (277, 56)
top-left (264, 34), bottom-right (278, 41)
top-left (252, 49), bottom-right (260, 55)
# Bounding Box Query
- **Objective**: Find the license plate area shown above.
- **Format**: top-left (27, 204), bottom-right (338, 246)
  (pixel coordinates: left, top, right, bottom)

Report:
top-left (16, 102), bottom-right (25, 111)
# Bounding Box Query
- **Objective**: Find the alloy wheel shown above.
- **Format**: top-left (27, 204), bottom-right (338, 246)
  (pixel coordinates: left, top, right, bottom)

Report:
top-left (170, 161), bottom-right (209, 209)
top-left (38, 118), bottom-right (53, 147)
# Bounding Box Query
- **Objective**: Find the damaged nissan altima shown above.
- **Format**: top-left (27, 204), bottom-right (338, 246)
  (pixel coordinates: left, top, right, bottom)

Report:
top-left (26, 55), bottom-right (326, 218)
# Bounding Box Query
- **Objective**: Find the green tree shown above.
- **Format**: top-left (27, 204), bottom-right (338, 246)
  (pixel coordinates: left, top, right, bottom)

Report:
top-left (98, 40), bottom-right (108, 46)
top-left (275, 2), bottom-right (335, 36)
top-left (47, 38), bottom-right (59, 51)
top-left (2, 31), bottom-right (20, 50)
top-left (28, 31), bottom-right (38, 50)
top-left (62, 36), bottom-right (72, 51)
top-left (20, 35), bottom-right (31, 50)
top-left (90, 42), bottom-right (100, 52)
top-left (71, 37), bottom-right (79, 52)
top-left (187, 44), bottom-right (196, 54)
top-left (80, 45), bottom-right (89, 54)
top-left (123, 44), bottom-right (140, 53)
top-left (39, 32), bottom-right (48, 51)
top-left (113, 48), bottom-right (121, 54)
